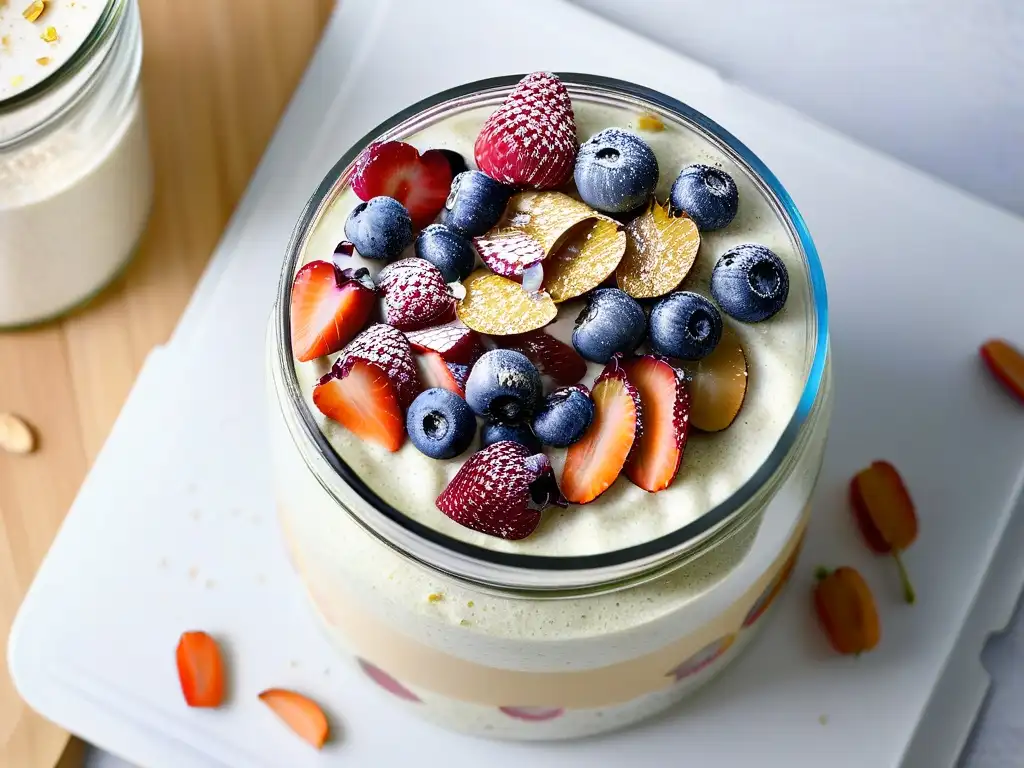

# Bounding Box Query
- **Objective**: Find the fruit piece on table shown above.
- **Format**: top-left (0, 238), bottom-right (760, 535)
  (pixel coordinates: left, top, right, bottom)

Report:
top-left (648, 290), bottom-right (723, 361)
top-left (0, 412), bottom-right (36, 454)
top-left (352, 140), bottom-right (452, 229)
top-left (441, 170), bottom-right (513, 238)
top-left (465, 349), bottom-right (542, 423)
top-left (344, 196), bottom-right (414, 261)
top-left (669, 164), bottom-right (739, 231)
top-left (624, 356), bottom-right (690, 492)
top-left (849, 460), bottom-right (919, 604)
top-left (258, 688), bottom-right (330, 749)
top-left (561, 356), bottom-right (642, 504)
top-left (532, 385), bottom-right (595, 448)
top-left (378, 257), bottom-right (455, 331)
top-left (415, 223), bottom-right (477, 282)
top-left (572, 288), bottom-right (647, 363)
top-left (979, 338), bottom-right (1024, 404)
top-left (574, 128), bottom-right (659, 214)
top-left (176, 631), bottom-right (225, 708)
top-left (406, 387), bottom-right (476, 460)
top-left (711, 243), bottom-right (789, 323)
top-left (544, 218), bottom-right (627, 303)
top-left (415, 350), bottom-right (466, 397)
top-left (813, 566), bottom-right (881, 655)
top-left (437, 441), bottom-right (567, 540)
top-left (497, 330), bottom-right (588, 387)
top-left (456, 269), bottom-right (557, 335)
top-left (616, 199), bottom-right (701, 299)
top-left (481, 420), bottom-right (541, 453)
top-left (338, 323), bottom-right (421, 408)
top-left (290, 262), bottom-right (376, 362)
top-left (405, 320), bottom-right (482, 365)
top-left (688, 326), bottom-right (748, 432)
top-left (474, 71), bottom-right (577, 189)
top-left (314, 358), bottom-right (406, 452)
top-left (473, 229), bottom-right (546, 279)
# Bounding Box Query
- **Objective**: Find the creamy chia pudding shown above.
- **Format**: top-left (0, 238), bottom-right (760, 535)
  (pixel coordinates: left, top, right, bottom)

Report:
top-left (267, 73), bottom-right (831, 740)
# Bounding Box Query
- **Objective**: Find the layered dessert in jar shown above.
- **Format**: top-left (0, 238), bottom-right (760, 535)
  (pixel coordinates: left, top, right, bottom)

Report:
top-left (267, 73), bottom-right (831, 740)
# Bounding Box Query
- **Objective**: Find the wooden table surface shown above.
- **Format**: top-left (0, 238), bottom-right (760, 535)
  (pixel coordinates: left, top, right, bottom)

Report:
top-left (0, 1), bottom-right (335, 764)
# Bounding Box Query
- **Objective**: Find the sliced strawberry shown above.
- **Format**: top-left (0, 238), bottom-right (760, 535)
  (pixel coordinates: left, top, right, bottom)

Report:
top-left (290, 262), bottom-right (376, 362)
top-left (498, 331), bottom-right (588, 386)
top-left (473, 230), bottom-right (545, 278)
top-left (377, 257), bottom-right (455, 331)
top-left (624, 355), bottom-right (690, 492)
top-left (415, 350), bottom-right (465, 397)
top-left (352, 140), bottom-right (452, 229)
top-left (437, 441), bottom-right (566, 539)
top-left (405, 320), bottom-right (482, 364)
top-left (176, 631), bottom-right (225, 708)
top-left (340, 323), bottom-right (421, 407)
top-left (313, 358), bottom-right (405, 452)
top-left (561, 356), bottom-right (642, 504)
top-left (258, 688), bottom-right (330, 749)
top-left (474, 72), bottom-right (577, 189)
top-left (980, 338), bottom-right (1024, 404)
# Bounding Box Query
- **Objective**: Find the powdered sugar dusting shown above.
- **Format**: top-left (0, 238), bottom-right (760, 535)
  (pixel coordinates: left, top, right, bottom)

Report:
top-left (473, 230), bottom-right (545, 277)
top-left (340, 323), bottom-right (422, 407)
top-left (378, 258), bottom-right (454, 330)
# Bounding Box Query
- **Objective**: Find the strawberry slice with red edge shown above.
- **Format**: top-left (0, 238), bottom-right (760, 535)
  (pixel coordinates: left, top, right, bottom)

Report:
top-left (340, 323), bottom-right (421, 407)
top-left (437, 441), bottom-right (566, 540)
top-left (979, 338), bottom-right (1024, 404)
top-left (378, 258), bottom-right (455, 331)
top-left (176, 631), bottom-right (225, 708)
top-left (415, 350), bottom-right (465, 397)
top-left (624, 355), bottom-right (690, 492)
top-left (352, 141), bottom-right (452, 229)
top-left (561, 355), bottom-right (642, 504)
top-left (474, 72), bottom-right (578, 189)
top-left (405, 320), bottom-right (483, 364)
top-left (258, 688), bottom-right (330, 749)
top-left (290, 262), bottom-right (376, 362)
top-left (313, 357), bottom-right (405, 452)
top-left (498, 330), bottom-right (588, 386)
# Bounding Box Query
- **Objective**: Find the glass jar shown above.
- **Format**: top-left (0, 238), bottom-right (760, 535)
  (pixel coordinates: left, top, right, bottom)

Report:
top-left (0, 0), bottom-right (152, 329)
top-left (267, 75), bottom-right (831, 740)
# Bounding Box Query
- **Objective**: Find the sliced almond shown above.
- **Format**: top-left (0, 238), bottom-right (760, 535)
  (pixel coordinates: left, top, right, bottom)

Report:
top-left (456, 269), bottom-right (557, 335)
top-left (688, 328), bottom-right (747, 432)
top-left (22, 0), bottom-right (45, 22)
top-left (0, 413), bottom-right (36, 454)
top-left (502, 191), bottom-right (598, 256)
top-left (543, 218), bottom-right (626, 302)
top-left (616, 200), bottom-right (700, 299)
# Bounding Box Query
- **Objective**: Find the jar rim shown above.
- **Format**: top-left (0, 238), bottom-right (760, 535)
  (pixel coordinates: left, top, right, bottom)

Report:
top-left (274, 73), bottom-right (830, 591)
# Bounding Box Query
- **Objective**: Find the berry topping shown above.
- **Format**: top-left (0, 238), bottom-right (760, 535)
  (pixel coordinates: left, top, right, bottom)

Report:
top-left (290, 262), bottom-right (376, 362)
top-left (415, 223), bottom-right (477, 282)
top-left (669, 164), bottom-right (739, 231)
top-left (648, 291), bottom-right (723, 360)
top-left (340, 323), bottom-right (421, 407)
top-left (415, 350), bottom-right (466, 397)
top-left (377, 257), bottom-right (455, 331)
top-left (616, 199), bottom-right (700, 299)
top-left (473, 229), bottom-right (545, 278)
top-left (352, 140), bottom-right (452, 229)
top-left (497, 330), bottom-right (588, 386)
top-left (465, 349), bottom-right (542, 423)
top-left (441, 170), bottom-right (513, 237)
top-left (425, 148), bottom-right (468, 179)
top-left (436, 441), bottom-right (566, 540)
top-left (561, 356), bottom-right (642, 504)
top-left (334, 240), bottom-right (355, 258)
top-left (481, 420), bottom-right (541, 453)
top-left (572, 288), bottom-right (646, 363)
top-left (405, 320), bottom-right (482, 364)
top-left (687, 327), bottom-right (747, 432)
top-left (258, 689), bottom-right (330, 749)
top-left (313, 358), bottom-right (406, 452)
top-left (446, 362), bottom-right (471, 392)
top-left (623, 356), bottom-right (690, 492)
top-left (344, 196), bottom-right (414, 261)
top-left (711, 243), bottom-right (789, 323)
top-left (532, 386), bottom-right (595, 448)
top-left (979, 339), bottom-right (1024, 404)
top-left (574, 128), bottom-right (659, 214)
top-left (499, 706), bottom-right (565, 722)
top-left (406, 388), bottom-right (476, 460)
top-left (813, 567), bottom-right (881, 655)
top-left (456, 269), bottom-right (557, 336)
top-left (474, 72), bottom-right (577, 189)
top-left (176, 631), bottom-right (225, 708)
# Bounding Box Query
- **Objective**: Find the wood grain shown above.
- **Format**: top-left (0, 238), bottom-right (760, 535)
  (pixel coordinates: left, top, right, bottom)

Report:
top-left (0, 1), bottom-right (335, 765)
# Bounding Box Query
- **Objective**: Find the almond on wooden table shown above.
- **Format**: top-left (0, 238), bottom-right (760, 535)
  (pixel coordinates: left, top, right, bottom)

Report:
top-left (0, 412), bottom-right (36, 454)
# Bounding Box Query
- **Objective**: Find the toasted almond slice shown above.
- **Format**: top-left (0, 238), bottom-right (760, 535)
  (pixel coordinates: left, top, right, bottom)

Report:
top-left (544, 218), bottom-right (626, 303)
top-left (22, 1), bottom-right (45, 22)
top-left (501, 191), bottom-right (598, 255)
top-left (617, 200), bottom-right (700, 299)
top-left (688, 327), bottom-right (747, 432)
top-left (0, 413), bottom-right (36, 454)
top-left (456, 269), bottom-right (557, 335)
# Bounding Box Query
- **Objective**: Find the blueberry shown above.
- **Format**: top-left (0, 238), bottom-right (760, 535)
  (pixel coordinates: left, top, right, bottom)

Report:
top-left (532, 387), bottom-right (595, 447)
top-left (415, 224), bottom-right (476, 282)
top-left (465, 349), bottom-right (541, 423)
top-left (572, 288), bottom-right (647, 363)
top-left (648, 291), bottom-right (723, 360)
top-left (436, 149), bottom-right (469, 178)
top-left (574, 129), bottom-right (659, 214)
top-left (406, 388), bottom-right (476, 460)
top-left (344, 196), bottom-right (413, 260)
top-left (480, 420), bottom-right (541, 452)
top-left (441, 171), bottom-right (513, 237)
top-left (669, 164), bottom-right (739, 231)
top-left (711, 244), bottom-right (789, 323)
